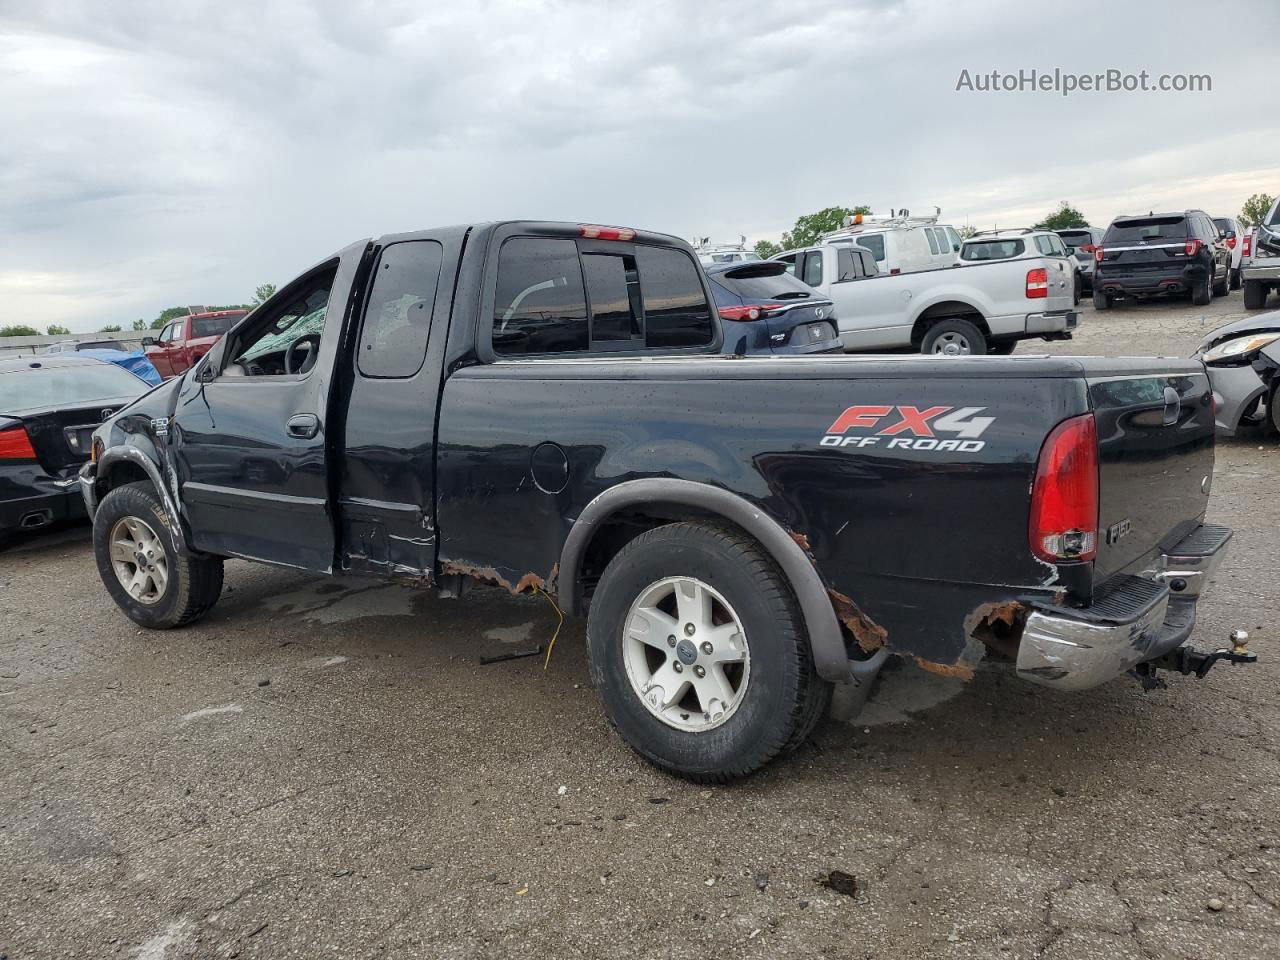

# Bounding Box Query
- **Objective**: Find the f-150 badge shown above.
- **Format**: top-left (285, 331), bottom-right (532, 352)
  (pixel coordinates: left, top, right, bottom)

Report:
top-left (820, 405), bottom-right (994, 452)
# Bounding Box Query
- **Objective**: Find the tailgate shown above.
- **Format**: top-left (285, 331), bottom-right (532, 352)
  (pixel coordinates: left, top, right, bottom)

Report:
top-left (1085, 361), bottom-right (1215, 582)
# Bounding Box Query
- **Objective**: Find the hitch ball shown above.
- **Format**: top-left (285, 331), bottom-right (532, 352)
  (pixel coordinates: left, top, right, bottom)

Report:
top-left (1230, 629), bottom-right (1250, 654)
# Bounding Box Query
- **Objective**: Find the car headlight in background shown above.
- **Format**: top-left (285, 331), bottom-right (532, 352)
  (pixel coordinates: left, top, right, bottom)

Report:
top-left (1202, 332), bottom-right (1280, 365)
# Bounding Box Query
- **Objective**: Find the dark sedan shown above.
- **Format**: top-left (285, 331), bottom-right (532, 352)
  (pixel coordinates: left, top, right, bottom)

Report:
top-left (704, 260), bottom-right (840, 355)
top-left (1, 356), bottom-right (151, 537)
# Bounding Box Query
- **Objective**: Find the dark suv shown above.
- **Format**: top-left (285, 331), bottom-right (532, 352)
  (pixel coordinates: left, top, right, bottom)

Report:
top-left (1093, 210), bottom-right (1231, 309)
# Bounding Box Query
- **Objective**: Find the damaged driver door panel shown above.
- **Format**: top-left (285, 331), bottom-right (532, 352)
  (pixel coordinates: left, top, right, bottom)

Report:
top-left (336, 230), bottom-right (462, 579)
top-left (171, 242), bottom-right (367, 571)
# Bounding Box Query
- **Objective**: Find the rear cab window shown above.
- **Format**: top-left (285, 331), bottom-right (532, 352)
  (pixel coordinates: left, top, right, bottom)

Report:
top-left (961, 239), bottom-right (1025, 261)
top-left (491, 235), bottom-right (713, 356)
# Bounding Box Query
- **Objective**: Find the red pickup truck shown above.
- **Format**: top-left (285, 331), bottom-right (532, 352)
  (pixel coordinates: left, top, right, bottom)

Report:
top-left (143, 310), bottom-right (248, 379)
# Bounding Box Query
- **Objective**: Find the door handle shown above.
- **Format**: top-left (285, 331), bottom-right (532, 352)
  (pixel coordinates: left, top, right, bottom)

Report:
top-left (287, 413), bottom-right (321, 439)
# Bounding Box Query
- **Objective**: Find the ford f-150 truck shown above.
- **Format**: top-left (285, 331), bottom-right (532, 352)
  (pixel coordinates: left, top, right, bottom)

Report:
top-left (142, 309), bottom-right (248, 379)
top-left (79, 221), bottom-right (1248, 782)
top-left (773, 242), bottom-right (1078, 355)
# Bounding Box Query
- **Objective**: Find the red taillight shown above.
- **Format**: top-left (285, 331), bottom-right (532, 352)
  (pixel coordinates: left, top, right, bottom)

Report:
top-left (718, 305), bottom-right (781, 322)
top-left (1079, 244), bottom-right (1097, 254)
top-left (1226, 236), bottom-right (1237, 250)
top-left (1243, 234), bottom-right (1253, 257)
top-left (1184, 239), bottom-right (1202, 257)
top-left (1029, 414), bottom-right (1098, 564)
top-left (578, 224), bottom-right (637, 241)
top-left (889, 267), bottom-right (901, 276)
top-left (1094, 247), bottom-right (1105, 263)
top-left (0, 425), bottom-right (37, 461)
top-left (1026, 268), bottom-right (1048, 299)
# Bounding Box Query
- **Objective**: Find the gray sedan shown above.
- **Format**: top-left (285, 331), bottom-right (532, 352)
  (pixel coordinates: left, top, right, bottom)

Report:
top-left (1195, 312), bottom-right (1280, 435)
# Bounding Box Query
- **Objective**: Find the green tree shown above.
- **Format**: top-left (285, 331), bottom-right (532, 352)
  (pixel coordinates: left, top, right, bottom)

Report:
top-left (132, 318), bottom-right (148, 331)
top-left (252, 283), bottom-right (277, 305)
top-left (46, 324), bottom-right (71, 336)
top-left (1035, 201), bottom-right (1089, 230)
top-left (754, 239), bottom-right (781, 259)
top-left (957, 224), bottom-right (979, 240)
top-left (99, 324), bottom-right (122, 333)
top-left (1240, 193), bottom-right (1276, 228)
top-left (0, 324), bottom-right (40, 337)
top-left (779, 205), bottom-right (873, 250)
top-left (151, 306), bottom-right (189, 330)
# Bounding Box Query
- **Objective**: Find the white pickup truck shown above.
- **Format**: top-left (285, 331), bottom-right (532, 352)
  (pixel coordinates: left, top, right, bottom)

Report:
top-left (1242, 196), bottom-right (1280, 311)
top-left (774, 244), bottom-right (1078, 355)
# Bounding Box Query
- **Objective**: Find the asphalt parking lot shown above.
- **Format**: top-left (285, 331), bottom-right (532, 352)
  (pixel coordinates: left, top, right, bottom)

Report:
top-left (3, 294), bottom-right (1279, 959)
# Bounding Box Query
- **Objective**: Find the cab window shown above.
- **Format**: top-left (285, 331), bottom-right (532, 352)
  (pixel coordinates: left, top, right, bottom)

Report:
top-left (801, 251), bottom-right (823, 286)
top-left (492, 239), bottom-right (590, 356)
top-left (225, 264), bottom-right (337, 377)
top-left (357, 241), bottom-right (444, 378)
top-left (637, 245), bottom-right (712, 349)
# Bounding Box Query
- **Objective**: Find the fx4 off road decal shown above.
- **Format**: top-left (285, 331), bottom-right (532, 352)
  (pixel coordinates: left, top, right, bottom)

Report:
top-left (820, 405), bottom-right (994, 452)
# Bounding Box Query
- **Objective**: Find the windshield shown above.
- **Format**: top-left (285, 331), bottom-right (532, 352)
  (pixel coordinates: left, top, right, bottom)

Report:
top-left (1104, 217), bottom-right (1188, 242)
top-left (961, 239), bottom-right (1025, 261)
top-left (712, 263), bottom-right (813, 300)
top-left (191, 314), bottom-right (239, 338)
top-left (0, 363), bottom-right (146, 413)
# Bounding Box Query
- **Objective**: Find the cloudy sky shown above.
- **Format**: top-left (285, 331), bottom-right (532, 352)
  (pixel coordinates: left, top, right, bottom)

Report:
top-left (2, 0), bottom-right (1278, 332)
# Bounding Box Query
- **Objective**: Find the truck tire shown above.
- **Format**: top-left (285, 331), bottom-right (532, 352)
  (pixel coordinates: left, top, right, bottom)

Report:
top-left (921, 319), bottom-right (986, 356)
top-left (586, 521), bottom-right (830, 782)
top-left (93, 481), bottom-right (224, 629)
top-left (1191, 276), bottom-right (1212, 306)
top-left (1270, 385), bottom-right (1280, 438)
top-left (1244, 280), bottom-right (1268, 310)
top-left (1073, 272), bottom-right (1082, 306)
top-left (1092, 289), bottom-right (1112, 310)
top-left (1231, 267), bottom-right (1241, 291)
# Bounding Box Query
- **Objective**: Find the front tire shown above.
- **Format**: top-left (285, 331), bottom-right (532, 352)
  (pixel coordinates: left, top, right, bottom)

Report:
top-left (1244, 280), bottom-right (1268, 310)
top-left (587, 522), bottom-right (830, 782)
top-left (93, 481), bottom-right (223, 628)
top-left (920, 318), bottom-right (986, 356)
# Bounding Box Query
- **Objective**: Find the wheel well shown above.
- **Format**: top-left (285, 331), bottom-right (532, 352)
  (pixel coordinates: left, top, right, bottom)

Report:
top-left (910, 302), bottom-right (988, 347)
top-left (576, 505), bottom-right (762, 613)
top-left (99, 461), bottom-right (151, 494)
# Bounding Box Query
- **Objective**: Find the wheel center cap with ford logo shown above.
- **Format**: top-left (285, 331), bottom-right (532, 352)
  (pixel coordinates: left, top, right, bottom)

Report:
top-left (676, 639), bottom-right (698, 665)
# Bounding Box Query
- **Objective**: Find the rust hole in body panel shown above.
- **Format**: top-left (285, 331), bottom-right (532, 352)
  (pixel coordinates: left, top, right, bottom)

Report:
top-left (790, 531), bottom-right (811, 552)
top-left (828, 589), bottom-right (888, 653)
top-left (965, 600), bottom-right (1027, 661)
top-left (442, 560), bottom-right (559, 598)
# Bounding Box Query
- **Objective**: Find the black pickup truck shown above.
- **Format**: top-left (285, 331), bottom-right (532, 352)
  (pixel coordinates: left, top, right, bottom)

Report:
top-left (79, 221), bottom-right (1248, 781)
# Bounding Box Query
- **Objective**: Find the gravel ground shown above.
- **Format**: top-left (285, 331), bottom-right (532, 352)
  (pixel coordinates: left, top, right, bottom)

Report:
top-left (2, 292), bottom-right (1279, 959)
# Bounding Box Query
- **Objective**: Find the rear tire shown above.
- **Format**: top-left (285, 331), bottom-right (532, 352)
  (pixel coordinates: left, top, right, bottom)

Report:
top-left (1092, 289), bottom-right (1112, 310)
top-left (1244, 280), bottom-right (1268, 310)
top-left (1073, 272), bottom-right (1082, 306)
top-left (1191, 277), bottom-right (1212, 306)
top-left (586, 521), bottom-right (830, 782)
top-left (920, 319), bottom-right (986, 356)
top-left (1230, 267), bottom-right (1241, 291)
top-left (93, 481), bottom-right (223, 629)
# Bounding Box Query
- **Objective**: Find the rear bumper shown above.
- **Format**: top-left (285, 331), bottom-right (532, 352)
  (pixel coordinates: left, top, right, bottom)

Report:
top-left (1025, 310), bottom-right (1079, 336)
top-left (1097, 263), bottom-right (1209, 295)
top-left (0, 468), bottom-right (85, 535)
top-left (1016, 523), bottom-right (1231, 690)
top-left (1242, 262), bottom-right (1280, 283)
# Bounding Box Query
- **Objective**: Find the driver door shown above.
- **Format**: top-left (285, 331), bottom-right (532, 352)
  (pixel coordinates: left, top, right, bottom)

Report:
top-left (170, 240), bottom-right (371, 572)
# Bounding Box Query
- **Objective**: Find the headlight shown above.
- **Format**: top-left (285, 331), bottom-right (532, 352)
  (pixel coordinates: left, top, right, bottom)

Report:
top-left (1202, 332), bottom-right (1280, 364)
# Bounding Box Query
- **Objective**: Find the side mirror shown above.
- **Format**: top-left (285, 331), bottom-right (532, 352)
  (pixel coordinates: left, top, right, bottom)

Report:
top-left (141, 336), bottom-right (157, 347)
top-left (953, 243), bottom-right (960, 252)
